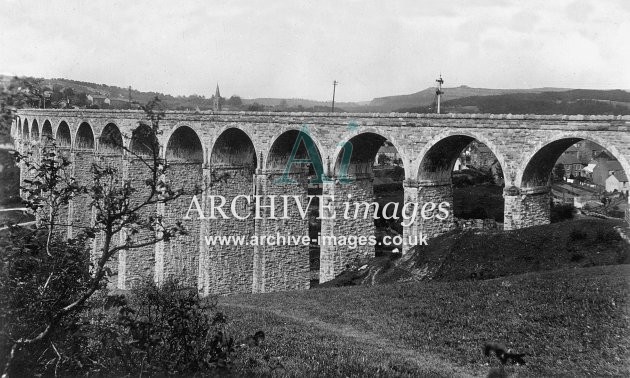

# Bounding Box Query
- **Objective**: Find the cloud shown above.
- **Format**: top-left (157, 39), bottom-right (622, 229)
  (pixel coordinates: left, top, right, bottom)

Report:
top-left (0, 0), bottom-right (627, 101)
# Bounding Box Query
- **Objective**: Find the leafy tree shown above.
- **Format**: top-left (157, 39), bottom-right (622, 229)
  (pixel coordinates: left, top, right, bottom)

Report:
top-left (377, 153), bottom-right (391, 166)
top-left (247, 102), bottom-right (264, 111)
top-left (74, 92), bottom-right (90, 108)
top-left (227, 95), bottom-right (242, 107)
top-left (1, 77), bottom-right (44, 141)
top-left (278, 99), bottom-right (288, 110)
top-left (0, 97), bottom-right (194, 375)
top-left (62, 87), bottom-right (75, 100)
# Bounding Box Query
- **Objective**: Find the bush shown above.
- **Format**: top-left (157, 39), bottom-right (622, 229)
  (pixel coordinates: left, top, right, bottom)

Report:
top-left (569, 228), bottom-right (588, 241)
top-left (595, 227), bottom-right (621, 243)
top-left (68, 280), bottom-right (235, 376)
top-left (0, 227), bottom-right (93, 376)
top-left (0, 229), bottom-right (235, 376)
top-left (551, 203), bottom-right (575, 223)
top-left (114, 280), bottom-right (235, 375)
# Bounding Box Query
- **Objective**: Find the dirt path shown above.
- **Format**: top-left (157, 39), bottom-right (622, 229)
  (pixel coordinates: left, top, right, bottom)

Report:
top-left (222, 301), bottom-right (478, 377)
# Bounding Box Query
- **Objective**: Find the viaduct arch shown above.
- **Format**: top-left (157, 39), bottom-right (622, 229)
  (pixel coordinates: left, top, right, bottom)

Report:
top-left (11, 109), bottom-right (630, 294)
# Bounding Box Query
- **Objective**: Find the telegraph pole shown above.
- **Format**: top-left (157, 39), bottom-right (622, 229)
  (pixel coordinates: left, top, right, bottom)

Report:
top-left (435, 74), bottom-right (444, 114)
top-left (331, 80), bottom-right (338, 112)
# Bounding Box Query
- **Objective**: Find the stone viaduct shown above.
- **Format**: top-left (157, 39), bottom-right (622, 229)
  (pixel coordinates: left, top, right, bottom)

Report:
top-left (11, 109), bottom-right (630, 295)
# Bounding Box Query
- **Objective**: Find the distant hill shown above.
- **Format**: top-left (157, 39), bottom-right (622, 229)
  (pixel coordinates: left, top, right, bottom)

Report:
top-left (241, 97), bottom-right (361, 109)
top-left (45, 77), bottom-right (216, 110)
top-left (368, 85), bottom-right (570, 112)
top-left (1, 75), bottom-right (217, 111)
top-left (3, 74), bottom-right (628, 115)
top-left (397, 89), bottom-right (630, 115)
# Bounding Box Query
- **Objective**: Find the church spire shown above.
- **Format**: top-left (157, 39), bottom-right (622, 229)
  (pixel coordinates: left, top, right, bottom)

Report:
top-left (213, 84), bottom-right (221, 111)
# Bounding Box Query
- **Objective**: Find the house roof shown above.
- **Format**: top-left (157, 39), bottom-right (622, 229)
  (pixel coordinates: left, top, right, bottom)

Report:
top-left (557, 154), bottom-right (584, 165)
top-left (614, 170), bottom-right (628, 182)
top-left (594, 151), bottom-right (614, 160)
top-left (607, 161), bottom-right (624, 172)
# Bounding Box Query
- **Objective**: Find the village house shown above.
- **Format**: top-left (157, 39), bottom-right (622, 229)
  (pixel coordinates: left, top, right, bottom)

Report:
top-left (87, 94), bottom-right (110, 107)
top-left (591, 151), bottom-right (619, 187)
top-left (556, 145), bottom-right (589, 179)
top-left (604, 165), bottom-right (629, 196)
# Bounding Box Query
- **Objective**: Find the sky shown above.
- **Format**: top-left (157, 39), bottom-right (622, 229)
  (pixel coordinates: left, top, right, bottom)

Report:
top-left (1, 0), bottom-right (628, 102)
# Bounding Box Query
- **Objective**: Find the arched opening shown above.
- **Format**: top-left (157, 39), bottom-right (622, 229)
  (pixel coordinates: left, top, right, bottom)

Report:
top-left (161, 126), bottom-right (204, 288)
top-left (28, 120), bottom-right (41, 169)
top-left (94, 123), bottom-right (125, 279)
top-left (266, 129), bottom-right (323, 179)
top-left (374, 140), bottom-right (406, 247)
top-left (99, 123), bottom-right (123, 154)
top-left (76, 122), bottom-right (95, 150)
top-left (39, 121), bottom-right (72, 239)
top-left (203, 128), bottom-right (257, 294)
top-left (130, 123), bottom-right (158, 157)
top-left (31, 120), bottom-right (39, 142)
top-left (22, 119), bottom-right (29, 140)
top-left (317, 132), bottom-right (405, 282)
top-left (56, 121), bottom-right (72, 148)
top-left (262, 129), bottom-right (323, 291)
top-left (335, 132), bottom-right (406, 251)
top-left (521, 138), bottom-right (629, 223)
top-left (121, 123), bottom-right (161, 289)
top-left (13, 117), bottom-right (20, 139)
top-left (70, 123), bottom-right (95, 239)
top-left (418, 135), bottom-right (505, 233)
top-left (211, 128), bottom-right (257, 168)
top-left (166, 126), bottom-right (203, 162)
top-left (42, 120), bottom-right (53, 145)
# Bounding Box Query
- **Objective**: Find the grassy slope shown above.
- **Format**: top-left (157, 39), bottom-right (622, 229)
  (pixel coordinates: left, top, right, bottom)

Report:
top-left (220, 219), bottom-right (630, 376)
top-left (221, 265), bottom-right (630, 377)
top-left (397, 218), bottom-right (629, 282)
top-left (324, 218), bottom-right (629, 287)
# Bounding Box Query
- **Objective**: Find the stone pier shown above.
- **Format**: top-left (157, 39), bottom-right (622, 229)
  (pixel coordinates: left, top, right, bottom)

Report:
top-left (11, 109), bottom-right (630, 294)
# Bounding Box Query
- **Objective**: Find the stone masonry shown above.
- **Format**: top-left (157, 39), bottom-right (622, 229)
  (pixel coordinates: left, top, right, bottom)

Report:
top-left (11, 109), bottom-right (630, 294)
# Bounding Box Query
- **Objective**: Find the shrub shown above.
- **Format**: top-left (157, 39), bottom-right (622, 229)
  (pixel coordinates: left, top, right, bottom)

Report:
top-left (113, 280), bottom-right (235, 375)
top-left (0, 227), bottom-right (93, 377)
top-left (551, 203), bottom-right (575, 223)
top-left (0, 231), bottom-right (235, 377)
top-left (570, 252), bottom-right (585, 262)
top-left (569, 228), bottom-right (588, 241)
top-left (595, 227), bottom-right (621, 243)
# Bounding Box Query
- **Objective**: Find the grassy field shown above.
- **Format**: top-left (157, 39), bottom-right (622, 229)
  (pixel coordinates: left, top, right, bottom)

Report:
top-left (221, 265), bottom-right (630, 377)
top-left (220, 218), bottom-right (630, 376)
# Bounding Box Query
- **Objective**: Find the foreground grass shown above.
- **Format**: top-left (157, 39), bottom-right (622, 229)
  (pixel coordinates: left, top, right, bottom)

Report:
top-left (221, 265), bottom-right (630, 377)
